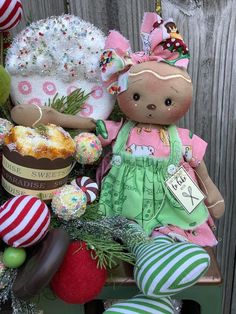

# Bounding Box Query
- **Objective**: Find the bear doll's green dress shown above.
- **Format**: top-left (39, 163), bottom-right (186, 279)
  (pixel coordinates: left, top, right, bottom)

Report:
top-left (99, 120), bottom-right (208, 236)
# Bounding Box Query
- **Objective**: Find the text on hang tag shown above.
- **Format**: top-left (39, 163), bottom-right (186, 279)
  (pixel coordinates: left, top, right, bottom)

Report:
top-left (165, 166), bottom-right (205, 214)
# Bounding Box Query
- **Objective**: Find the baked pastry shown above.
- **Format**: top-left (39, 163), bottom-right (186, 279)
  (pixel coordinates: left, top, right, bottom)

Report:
top-left (4, 124), bottom-right (75, 159)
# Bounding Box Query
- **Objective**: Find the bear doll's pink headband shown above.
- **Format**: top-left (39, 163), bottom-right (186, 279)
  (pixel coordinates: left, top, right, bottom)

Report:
top-left (99, 12), bottom-right (190, 95)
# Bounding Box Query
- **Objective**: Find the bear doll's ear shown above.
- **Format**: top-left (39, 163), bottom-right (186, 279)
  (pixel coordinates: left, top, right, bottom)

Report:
top-left (105, 30), bottom-right (131, 56)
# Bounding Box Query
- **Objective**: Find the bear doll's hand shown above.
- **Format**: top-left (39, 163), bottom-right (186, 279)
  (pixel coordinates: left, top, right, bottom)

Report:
top-left (195, 160), bottom-right (225, 219)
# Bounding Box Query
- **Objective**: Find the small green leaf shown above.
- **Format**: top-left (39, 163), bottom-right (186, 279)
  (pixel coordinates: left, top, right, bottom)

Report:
top-left (96, 120), bottom-right (108, 139)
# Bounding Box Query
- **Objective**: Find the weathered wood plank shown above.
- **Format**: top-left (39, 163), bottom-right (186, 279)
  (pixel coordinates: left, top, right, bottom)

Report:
top-left (11, 0), bottom-right (66, 36)
top-left (68, 0), bottom-right (156, 50)
top-left (162, 1), bottom-right (236, 313)
top-left (5, 0), bottom-right (236, 312)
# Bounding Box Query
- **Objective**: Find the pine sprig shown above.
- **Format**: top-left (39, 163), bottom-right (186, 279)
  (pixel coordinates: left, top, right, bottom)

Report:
top-left (50, 209), bottom-right (135, 269)
top-left (84, 235), bottom-right (135, 269)
top-left (34, 125), bottom-right (48, 136)
top-left (46, 88), bottom-right (91, 115)
top-left (80, 202), bottom-right (103, 221)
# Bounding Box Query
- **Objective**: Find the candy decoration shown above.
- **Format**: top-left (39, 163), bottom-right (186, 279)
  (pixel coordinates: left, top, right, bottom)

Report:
top-left (0, 0), bottom-right (23, 31)
top-left (0, 118), bottom-right (13, 147)
top-left (0, 195), bottom-right (51, 247)
top-left (74, 132), bottom-right (102, 164)
top-left (51, 241), bottom-right (107, 304)
top-left (71, 176), bottom-right (99, 204)
top-left (51, 185), bottom-right (87, 221)
top-left (13, 229), bottom-right (70, 300)
top-left (2, 247), bottom-right (26, 268)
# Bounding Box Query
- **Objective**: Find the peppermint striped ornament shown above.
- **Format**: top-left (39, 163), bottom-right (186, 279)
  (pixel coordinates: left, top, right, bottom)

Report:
top-left (131, 236), bottom-right (210, 298)
top-left (72, 176), bottom-right (99, 204)
top-left (0, 195), bottom-right (50, 248)
top-left (0, 0), bottom-right (23, 31)
top-left (104, 294), bottom-right (174, 314)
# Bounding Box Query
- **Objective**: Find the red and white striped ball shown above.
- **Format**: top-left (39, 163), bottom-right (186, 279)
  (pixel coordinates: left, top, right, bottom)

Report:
top-left (0, 195), bottom-right (50, 248)
top-left (0, 0), bottom-right (23, 32)
top-left (71, 176), bottom-right (99, 204)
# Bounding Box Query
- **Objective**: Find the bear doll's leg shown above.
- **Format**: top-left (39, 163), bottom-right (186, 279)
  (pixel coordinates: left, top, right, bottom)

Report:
top-left (122, 224), bottom-right (210, 298)
top-left (133, 235), bottom-right (210, 297)
top-left (104, 294), bottom-right (174, 314)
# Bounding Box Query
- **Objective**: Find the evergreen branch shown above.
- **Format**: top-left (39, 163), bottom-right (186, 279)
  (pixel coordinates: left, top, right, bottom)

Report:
top-left (51, 213), bottom-right (136, 269)
top-left (84, 235), bottom-right (135, 269)
top-left (46, 88), bottom-right (91, 116)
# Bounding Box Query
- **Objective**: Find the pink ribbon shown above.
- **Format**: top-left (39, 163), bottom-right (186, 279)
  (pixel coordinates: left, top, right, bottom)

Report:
top-left (99, 12), bottom-right (190, 94)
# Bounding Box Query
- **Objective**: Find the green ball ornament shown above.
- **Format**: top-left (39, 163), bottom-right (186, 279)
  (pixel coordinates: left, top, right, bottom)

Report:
top-left (0, 65), bottom-right (11, 104)
top-left (3, 247), bottom-right (26, 268)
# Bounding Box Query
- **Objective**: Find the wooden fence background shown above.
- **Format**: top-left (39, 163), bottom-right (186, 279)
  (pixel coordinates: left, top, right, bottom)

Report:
top-left (10, 0), bottom-right (236, 313)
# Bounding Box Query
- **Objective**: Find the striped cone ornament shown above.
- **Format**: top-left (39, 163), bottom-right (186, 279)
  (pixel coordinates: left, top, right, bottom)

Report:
top-left (71, 176), bottom-right (99, 204)
top-left (0, 195), bottom-right (51, 248)
top-left (0, 0), bottom-right (23, 32)
top-left (132, 236), bottom-right (210, 298)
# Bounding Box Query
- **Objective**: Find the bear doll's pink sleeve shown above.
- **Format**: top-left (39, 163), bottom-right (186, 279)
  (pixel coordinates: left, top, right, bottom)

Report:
top-left (98, 120), bottom-right (123, 146)
top-left (178, 128), bottom-right (208, 167)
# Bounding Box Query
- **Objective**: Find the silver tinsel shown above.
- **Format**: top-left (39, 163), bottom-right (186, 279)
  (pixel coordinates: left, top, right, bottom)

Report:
top-left (0, 268), bottom-right (40, 314)
top-left (61, 215), bottom-right (151, 247)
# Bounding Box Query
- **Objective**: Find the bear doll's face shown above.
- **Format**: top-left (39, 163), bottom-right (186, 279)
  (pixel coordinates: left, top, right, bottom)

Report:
top-left (117, 61), bottom-right (193, 125)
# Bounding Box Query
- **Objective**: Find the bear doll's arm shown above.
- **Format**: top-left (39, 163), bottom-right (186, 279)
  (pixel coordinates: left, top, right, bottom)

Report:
top-left (11, 104), bottom-right (96, 131)
top-left (195, 160), bottom-right (225, 219)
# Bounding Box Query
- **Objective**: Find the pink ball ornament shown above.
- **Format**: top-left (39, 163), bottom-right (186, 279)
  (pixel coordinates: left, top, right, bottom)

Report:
top-left (0, 195), bottom-right (51, 248)
top-left (0, 0), bottom-right (23, 32)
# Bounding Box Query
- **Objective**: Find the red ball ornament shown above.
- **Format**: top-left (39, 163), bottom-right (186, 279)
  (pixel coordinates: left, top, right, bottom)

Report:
top-left (0, 0), bottom-right (23, 32)
top-left (0, 195), bottom-right (50, 247)
top-left (51, 241), bottom-right (107, 304)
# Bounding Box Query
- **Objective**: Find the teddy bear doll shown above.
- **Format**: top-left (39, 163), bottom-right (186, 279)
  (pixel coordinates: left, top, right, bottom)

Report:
top-left (95, 12), bottom-right (225, 313)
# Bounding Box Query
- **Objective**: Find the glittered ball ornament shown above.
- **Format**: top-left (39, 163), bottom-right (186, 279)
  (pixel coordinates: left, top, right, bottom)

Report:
top-left (71, 176), bottom-right (99, 204)
top-left (0, 0), bottom-right (23, 31)
top-left (0, 195), bottom-right (51, 247)
top-left (0, 118), bottom-right (13, 147)
top-left (74, 133), bottom-right (102, 164)
top-left (51, 241), bottom-right (107, 304)
top-left (51, 185), bottom-right (87, 221)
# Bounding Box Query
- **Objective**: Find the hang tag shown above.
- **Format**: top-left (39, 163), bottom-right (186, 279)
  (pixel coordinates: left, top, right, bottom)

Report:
top-left (165, 166), bottom-right (205, 214)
